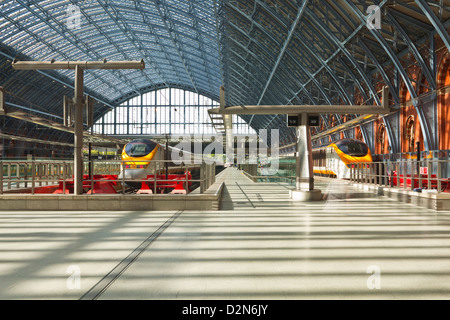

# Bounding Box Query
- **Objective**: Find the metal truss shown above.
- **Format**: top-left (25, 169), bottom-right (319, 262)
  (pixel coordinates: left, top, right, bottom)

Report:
top-left (0, 0), bottom-right (448, 151)
top-left (221, 0), bottom-right (449, 150)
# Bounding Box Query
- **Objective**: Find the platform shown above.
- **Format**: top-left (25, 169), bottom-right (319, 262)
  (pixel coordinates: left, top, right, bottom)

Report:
top-left (0, 180), bottom-right (224, 212)
top-left (1, 168), bottom-right (450, 300)
top-left (350, 181), bottom-right (450, 211)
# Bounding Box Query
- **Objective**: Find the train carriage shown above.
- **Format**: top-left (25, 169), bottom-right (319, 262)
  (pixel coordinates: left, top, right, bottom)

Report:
top-left (313, 139), bottom-right (372, 179)
top-left (118, 139), bottom-right (205, 192)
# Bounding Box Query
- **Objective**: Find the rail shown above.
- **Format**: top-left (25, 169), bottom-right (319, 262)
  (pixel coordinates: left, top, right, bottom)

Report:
top-left (239, 164), bottom-right (296, 185)
top-left (349, 158), bottom-right (450, 194)
top-left (0, 159), bottom-right (216, 195)
top-left (242, 171), bottom-right (296, 185)
top-left (0, 160), bottom-right (74, 194)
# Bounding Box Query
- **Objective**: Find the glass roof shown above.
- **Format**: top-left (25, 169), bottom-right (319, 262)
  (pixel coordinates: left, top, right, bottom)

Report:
top-left (0, 0), bottom-right (222, 105)
top-left (0, 0), bottom-right (448, 145)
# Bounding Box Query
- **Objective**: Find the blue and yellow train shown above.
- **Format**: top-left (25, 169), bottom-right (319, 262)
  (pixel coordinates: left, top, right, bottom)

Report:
top-left (312, 139), bottom-right (373, 179)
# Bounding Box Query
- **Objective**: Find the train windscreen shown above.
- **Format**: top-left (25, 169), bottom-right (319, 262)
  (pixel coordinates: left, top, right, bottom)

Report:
top-left (336, 140), bottom-right (369, 157)
top-left (125, 141), bottom-right (157, 157)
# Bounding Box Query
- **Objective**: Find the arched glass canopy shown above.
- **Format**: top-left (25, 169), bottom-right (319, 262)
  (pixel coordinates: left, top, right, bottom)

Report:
top-left (0, 0), bottom-right (448, 149)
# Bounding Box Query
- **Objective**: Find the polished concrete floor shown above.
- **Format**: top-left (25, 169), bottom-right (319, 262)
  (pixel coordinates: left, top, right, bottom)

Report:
top-left (1, 168), bottom-right (450, 300)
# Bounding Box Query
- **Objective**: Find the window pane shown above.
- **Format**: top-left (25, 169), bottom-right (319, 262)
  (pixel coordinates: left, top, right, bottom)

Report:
top-left (116, 106), bottom-right (127, 124)
top-left (92, 88), bottom-right (242, 136)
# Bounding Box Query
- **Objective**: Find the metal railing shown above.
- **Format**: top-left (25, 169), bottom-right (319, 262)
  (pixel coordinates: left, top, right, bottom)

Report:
top-left (240, 164), bottom-right (296, 185)
top-left (242, 171), bottom-right (296, 185)
top-left (0, 159), bottom-right (216, 195)
top-left (1, 160), bottom-right (74, 194)
top-left (83, 159), bottom-right (215, 195)
top-left (239, 158), bottom-right (450, 194)
top-left (349, 158), bottom-right (450, 193)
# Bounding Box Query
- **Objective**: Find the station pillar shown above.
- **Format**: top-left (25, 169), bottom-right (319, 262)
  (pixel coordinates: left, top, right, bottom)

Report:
top-left (11, 59), bottom-right (145, 196)
top-left (290, 113), bottom-right (322, 201)
top-left (74, 65), bottom-right (84, 195)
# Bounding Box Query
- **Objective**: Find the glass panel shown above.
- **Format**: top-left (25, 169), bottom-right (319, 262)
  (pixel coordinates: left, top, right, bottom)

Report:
top-left (92, 88), bottom-right (256, 136)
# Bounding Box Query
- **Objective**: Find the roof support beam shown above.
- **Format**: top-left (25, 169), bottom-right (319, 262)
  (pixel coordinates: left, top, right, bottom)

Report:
top-left (343, 0), bottom-right (435, 151)
top-left (210, 104), bottom-right (392, 115)
top-left (414, 0), bottom-right (450, 52)
top-left (357, 39), bottom-right (398, 153)
top-left (304, 9), bottom-right (382, 105)
top-left (257, 0), bottom-right (309, 106)
top-left (15, 0), bottom-right (135, 96)
top-left (357, 38), bottom-right (400, 104)
top-left (210, 87), bottom-right (391, 116)
top-left (249, 1), bottom-right (308, 127)
top-left (0, 49), bottom-right (115, 109)
top-left (95, 0), bottom-right (161, 90)
top-left (284, 1), bottom-right (386, 105)
top-left (384, 6), bottom-right (436, 89)
top-left (12, 60), bottom-right (143, 195)
top-left (154, 0), bottom-right (199, 94)
top-left (11, 60), bottom-right (145, 70)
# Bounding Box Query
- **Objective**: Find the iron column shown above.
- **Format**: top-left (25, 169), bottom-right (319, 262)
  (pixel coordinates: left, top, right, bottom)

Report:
top-left (12, 60), bottom-right (145, 195)
top-left (74, 65), bottom-right (84, 195)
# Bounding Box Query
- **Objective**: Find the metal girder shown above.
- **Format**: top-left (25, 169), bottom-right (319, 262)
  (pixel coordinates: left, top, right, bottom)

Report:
top-left (16, 0), bottom-right (138, 96)
top-left (227, 51), bottom-right (265, 88)
top-left (383, 5), bottom-right (436, 90)
top-left (225, 20), bottom-right (277, 71)
top-left (343, 1), bottom-right (417, 103)
top-left (227, 2), bottom-right (310, 105)
top-left (304, 7), bottom-right (383, 106)
top-left (4, 109), bottom-right (123, 145)
top-left (358, 38), bottom-right (400, 104)
top-left (262, 84), bottom-right (388, 112)
top-left (224, 0), bottom-right (345, 110)
top-left (2, 0), bottom-right (448, 148)
top-left (0, 132), bottom-right (72, 147)
top-left (112, 2), bottom-right (219, 43)
top-left (296, 36), bottom-right (353, 105)
top-left (153, 0), bottom-right (199, 95)
top-left (337, 56), bottom-right (367, 103)
top-left (12, 60), bottom-right (145, 70)
top-left (415, 0), bottom-right (450, 52)
top-left (282, 47), bottom-right (335, 105)
top-left (343, 0), bottom-right (435, 151)
top-left (0, 15), bottom-right (120, 100)
top-left (285, 3), bottom-right (379, 106)
top-left (257, 0), bottom-right (309, 105)
top-left (224, 1), bottom-right (312, 107)
top-left (357, 38), bottom-right (398, 153)
top-left (211, 102), bottom-right (391, 117)
top-left (94, 0), bottom-right (162, 90)
top-left (1, 0), bottom-right (222, 110)
top-left (0, 50), bottom-right (115, 113)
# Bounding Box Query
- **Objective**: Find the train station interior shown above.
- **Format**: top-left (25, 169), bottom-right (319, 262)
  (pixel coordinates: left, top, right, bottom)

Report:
top-left (0, 0), bottom-right (449, 301)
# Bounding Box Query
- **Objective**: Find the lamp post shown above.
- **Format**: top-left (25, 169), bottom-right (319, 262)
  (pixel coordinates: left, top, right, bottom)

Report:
top-left (210, 86), bottom-right (391, 201)
top-left (12, 59), bottom-right (145, 195)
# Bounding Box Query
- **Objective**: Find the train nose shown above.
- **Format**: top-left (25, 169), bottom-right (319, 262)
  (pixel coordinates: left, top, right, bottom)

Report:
top-left (118, 169), bottom-right (148, 181)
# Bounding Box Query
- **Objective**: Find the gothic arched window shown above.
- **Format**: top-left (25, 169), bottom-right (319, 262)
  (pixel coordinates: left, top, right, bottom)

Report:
top-left (405, 116), bottom-right (415, 152)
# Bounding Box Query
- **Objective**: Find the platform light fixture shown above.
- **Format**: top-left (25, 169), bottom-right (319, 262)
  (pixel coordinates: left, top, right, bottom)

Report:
top-left (12, 59), bottom-right (145, 195)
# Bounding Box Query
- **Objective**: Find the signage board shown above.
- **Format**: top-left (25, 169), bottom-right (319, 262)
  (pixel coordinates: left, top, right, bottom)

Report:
top-left (287, 114), bottom-right (300, 127)
top-left (308, 115), bottom-right (320, 127)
